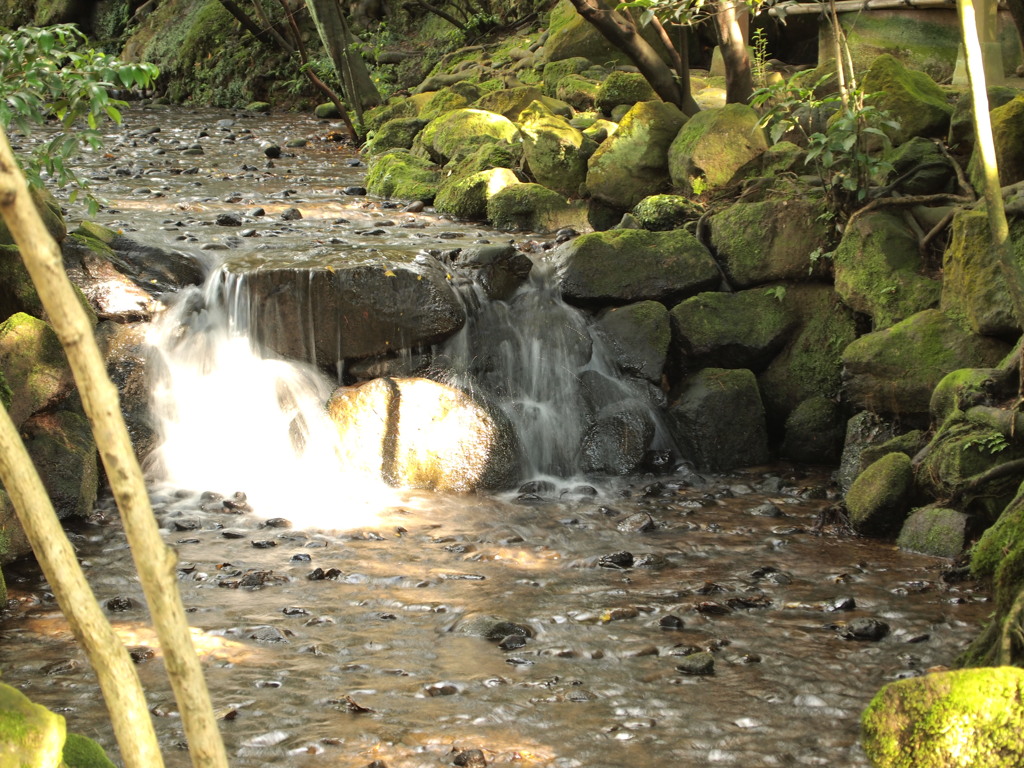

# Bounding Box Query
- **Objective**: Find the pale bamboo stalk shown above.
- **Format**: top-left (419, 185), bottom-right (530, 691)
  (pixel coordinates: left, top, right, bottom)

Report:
top-left (0, 126), bottom-right (229, 768)
top-left (769, 0), bottom-right (956, 14)
top-left (0, 406), bottom-right (165, 768)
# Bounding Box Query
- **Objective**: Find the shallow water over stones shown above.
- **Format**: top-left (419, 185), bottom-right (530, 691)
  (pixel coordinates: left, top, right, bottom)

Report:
top-left (0, 106), bottom-right (992, 766)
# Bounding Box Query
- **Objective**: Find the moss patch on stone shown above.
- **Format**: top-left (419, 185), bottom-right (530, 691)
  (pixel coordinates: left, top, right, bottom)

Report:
top-left (668, 103), bottom-right (767, 195)
top-left (365, 150), bottom-right (439, 203)
top-left (862, 53), bottom-right (953, 145)
top-left (435, 168), bottom-right (520, 221)
top-left (846, 451), bottom-right (914, 537)
top-left (897, 506), bottom-right (969, 558)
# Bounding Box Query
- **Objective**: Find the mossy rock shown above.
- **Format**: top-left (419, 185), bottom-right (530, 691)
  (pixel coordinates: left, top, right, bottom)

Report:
top-left (968, 95), bottom-right (1024, 196)
top-left (485, 182), bottom-right (579, 233)
top-left (555, 228), bottom-right (719, 307)
top-left (710, 197), bottom-right (830, 288)
top-left (0, 488), bottom-right (31, 566)
top-left (63, 732), bottom-right (117, 768)
top-left (364, 92), bottom-right (435, 132)
top-left (885, 136), bottom-right (954, 196)
top-left (861, 667), bottom-right (1024, 768)
top-left (0, 312), bottom-right (76, 429)
top-left (845, 451), bottom-right (913, 537)
top-left (474, 86), bottom-right (572, 122)
top-left (930, 367), bottom-right (1002, 424)
top-left (542, 0), bottom-right (628, 65)
top-left (585, 100), bottom-right (688, 211)
top-left (542, 56), bottom-right (592, 95)
top-left (434, 168), bottom-right (520, 221)
top-left (555, 73), bottom-right (600, 111)
top-left (418, 87), bottom-right (473, 122)
top-left (364, 117), bottom-right (429, 156)
top-left (830, 10), bottom-right (960, 83)
top-left (415, 108), bottom-right (522, 166)
top-left (594, 71), bottom-right (656, 114)
top-left (948, 86), bottom-right (1018, 155)
top-left (756, 141), bottom-right (805, 177)
top-left (859, 429), bottom-right (926, 470)
top-left (20, 409), bottom-right (99, 520)
top-left (780, 395), bottom-right (844, 465)
top-left (594, 300), bottom-right (670, 383)
top-left (519, 101), bottom-right (593, 197)
top-left (896, 505), bottom-right (969, 558)
top-left (834, 211), bottom-right (941, 330)
top-left (630, 194), bottom-right (701, 231)
top-left (0, 243), bottom-right (43, 321)
top-left (668, 103), bottom-right (768, 195)
top-left (245, 101), bottom-right (271, 113)
top-left (452, 141), bottom-right (524, 178)
top-left (0, 682), bottom-right (65, 768)
top-left (972, 479), bottom-right (1024, 581)
top-left (365, 150), bottom-right (439, 203)
top-left (0, 186), bottom-right (66, 247)
top-left (837, 412), bottom-right (900, 493)
top-left (669, 367), bottom-right (770, 472)
top-left (669, 287), bottom-right (796, 374)
top-left (841, 309), bottom-right (1010, 422)
top-left (861, 54), bottom-right (953, 146)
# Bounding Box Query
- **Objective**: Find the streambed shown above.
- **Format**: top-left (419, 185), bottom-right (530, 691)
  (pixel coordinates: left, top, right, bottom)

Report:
top-left (0, 106), bottom-right (990, 767)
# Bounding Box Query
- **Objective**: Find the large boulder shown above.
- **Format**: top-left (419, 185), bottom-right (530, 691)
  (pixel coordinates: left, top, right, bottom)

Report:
top-left (221, 252), bottom-right (465, 373)
top-left (885, 136), bottom-right (955, 196)
top-left (542, 0), bottom-right (627, 65)
top-left (969, 95), bottom-right (1024, 192)
top-left (896, 505), bottom-right (969, 558)
top-left (594, 71), bottom-right (656, 114)
top-left (594, 300), bottom-right (670, 383)
top-left (519, 101), bottom-right (594, 197)
top-left (474, 86), bottom-right (572, 121)
top-left (434, 168), bottom-right (520, 221)
top-left (941, 210), bottom-right (1024, 339)
top-left (365, 149), bottom-right (439, 203)
top-left (668, 103), bottom-right (767, 196)
top-left (486, 183), bottom-right (582, 233)
top-left (580, 403), bottom-right (656, 475)
top-left (669, 367), bottom-right (770, 472)
top-left (454, 244), bottom-right (533, 301)
top-left (834, 211), bottom-right (942, 330)
top-left (414, 108), bottom-right (522, 166)
top-left (586, 100), bottom-right (688, 211)
top-left (555, 74), bottom-right (600, 111)
top-left (0, 682), bottom-right (66, 768)
top-left (845, 451), bottom-right (913, 537)
top-left (861, 667), bottom-right (1024, 768)
top-left (837, 411), bottom-right (899, 493)
top-left (861, 54), bottom-right (953, 146)
top-left (0, 313), bottom-right (76, 429)
top-left (780, 395), bottom-right (845, 465)
top-left (554, 228), bottom-right (719, 307)
top-left (542, 56), bottom-right (592, 95)
top-left (327, 377), bottom-right (520, 492)
top-left (631, 194), bottom-right (702, 231)
top-left (709, 197), bottom-right (831, 288)
top-left (364, 117), bottom-right (429, 155)
top-left (948, 85), bottom-right (1018, 156)
top-left (841, 309), bottom-right (1009, 422)
top-left (20, 410), bottom-right (98, 521)
top-left (62, 233), bottom-right (157, 322)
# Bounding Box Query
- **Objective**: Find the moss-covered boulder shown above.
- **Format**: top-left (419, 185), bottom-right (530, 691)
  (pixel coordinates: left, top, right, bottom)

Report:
top-left (417, 86), bottom-right (474, 122)
top-left (542, 56), bottom-right (592, 95)
top-left (885, 136), bottom-right (954, 196)
top-left (669, 367), bottom-right (770, 472)
top-left (63, 732), bottom-right (117, 768)
top-left (365, 149), bottom-right (439, 203)
top-left (327, 377), bottom-right (520, 492)
top-left (948, 85), bottom-right (1018, 155)
top-left (861, 667), bottom-right (1024, 768)
top-left (594, 71), bottom-right (657, 114)
top-left (896, 505), bottom-right (969, 558)
top-left (0, 243), bottom-right (43, 321)
top-left (555, 228), bottom-right (720, 307)
top-left (314, 101), bottom-right (340, 119)
top-left (0, 681), bottom-right (66, 768)
top-left (631, 194), bottom-right (702, 231)
top-left (758, 284), bottom-right (858, 426)
top-left (474, 86), bottom-right (572, 121)
top-left (860, 429), bottom-right (926, 472)
top-left (841, 309), bottom-right (1009, 421)
top-left (434, 168), bottom-right (520, 221)
top-left (969, 95), bottom-right (1024, 194)
top-left (668, 103), bottom-right (767, 195)
top-left (594, 300), bottom-right (670, 383)
top-left (364, 91), bottom-right (435, 132)
top-left (862, 54), bottom-right (953, 146)
top-left (845, 451), bottom-right (913, 537)
top-left (555, 74), bottom-right (600, 111)
top-left (834, 211), bottom-right (941, 330)
top-left (542, 0), bottom-right (627, 65)
top-left (414, 108), bottom-right (522, 166)
top-left (942, 209), bottom-right (1024, 340)
top-left (0, 313), bottom-right (76, 429)
top-left (586, 100), bottom-right (688, 211)
top-left (930, 367), bottom-right (1003, 425)
top-left (0, 488), bottom-right (31, 565)
top-left (486, 182), bottom-right (580, 232)
top-left (0, 186), bottom-right (65, 247)
top-left (519, 101), bottom-right (593, 197)
top-left (780, 395), bottom-right (845, 465)
top-left (19, 409), bottom-right (98, 521)
top-left (709, 197), bottom-right (830, 288)
top-left (972, 479), bottom-right (1024, 582)
top-left (364, 117), bottom-right (429, 156)
top-left (669, 288), bottom-right (796, 374)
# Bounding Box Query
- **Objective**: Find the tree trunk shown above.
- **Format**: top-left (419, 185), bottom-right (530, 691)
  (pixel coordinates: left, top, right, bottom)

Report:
top-left (714, 0), bottom-right (753, 104)
top-left (305, 0), bottom-right (382, 122)
top-left (567, 0), bottom-right (698, 115)
top-left (0, 127), bottom-right (229, 768)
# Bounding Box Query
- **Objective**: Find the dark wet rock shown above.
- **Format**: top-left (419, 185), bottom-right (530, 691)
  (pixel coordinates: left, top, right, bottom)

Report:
top-left (676, 651), bottom-right (715, 675)
top-left (781, 396), bottom-right (845, 466)
top-left (598, 551), bottom-right (634, 569)
top-left (453, 748), bottom-right (487, 767)
top-left (595, 300), bottom-right (670, 384)
top-left (641, 449), bottom-right (674, 474)
top-left (518, 479), bottom-right (556, 496)
top-left (307, 567), bottom-right (343, 581)
top-left (105, 596), bottom-right (136, 612)
top-left (280, 207), bottom-right (303, 221)
top-left (659, 614), bottom-right (685, 630)
top-left (129, 646), bottom-right (156, 663)
top-left (726, 594), bottom-right (772, 610)
top-left (21, 410), bottom-right (97, 521)
top-left (498, 634), bottom-right (527, 650)
top-left (62, 236), bottom-right (156, 322)
top-left (251, 540), bottom-right (277, 549)
top-left (290, 553), bottom-right (311, 562)
top-left (747, 502), bottom-right (783, 518)
top-left (837, 411), bottom-right (899, 493)
top-left (846, 452), bottom-right (914, 537)
top-left (828, 597), bottom-right (857, 612)
top-left (262, 517), bottom-right (292, 528)
top-left (262, 143), bottom-right (282, 158)
top-left (247, 207), bottom-right (266, 217)
top-left (695, 601), bottom-right (731, 615)
top-left (842, 617), bottom-right (890, 641)
top-left (216, 213), bottom-right (243, 227)
top-left (750, 566), bottom-right (792, 585)
top-left (616, 512), bottom-right (655, 533)
top-left (172, 519), bottom-right (201, 531)
top-left (581, 405), bottom-right (655, 475)
top-left (343, 186), bottom-right (367, 196)
top-left (633, 552), bottom-right (669, 569)
top-left (452, 616), bottom-right (533, 641)
top-left (456, 244), bottom-right (533, 301)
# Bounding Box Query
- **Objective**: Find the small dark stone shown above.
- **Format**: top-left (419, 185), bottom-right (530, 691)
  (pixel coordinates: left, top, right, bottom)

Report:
top-left (695, 601), bottom-right (732, 615)
top-left (282, 606), bottom-right (310, 616)
top-left (251, 540), bottom-right (277, 549)
top-left (518, 479), bottom-right (556, 495)
top-left (598, 551), bottom-right (634, 569)
top-left (828, 596), bottom-right (856, 612)
top-left (498, 635), bottom-right (527, 650)
top-left (748, 502), bottom-right (784, 517)
top-left (291, 553), bottom-right (312, 562)
top-left (640, 449), bottom-right (674, 474)
top-left (641, 481), bottom-right (666, 498)
top-left (342, 186), bottom-right (366, 196)
top-left (173, 519), bottom-right (202, 531)
top-left (725, 594), bottom-right (772, 610)
top-left (659, 614), bottom-right (685, 630)
top-left (216, 212), bottom-right (243, 227)
top-left (453, 748), bottom-right (487, 767)
top-left (128, 646), bottom-right (155, 664)
top-left (617, 512), bottom-right (655, 533)
top-left (105, 596), bottom-right (136, 612)
top-left (842, 617), bottom-right (890, 641)
top-left (307, 567), bottom-right (343, 581)
top-left (280, 207), bottom-right (302, 221)
top-left (365, 761), bottom-right (388, 768)
top-left (262, 143), bottom-right (282, 158)
top-left (676, 651), bottom-right (715, 676)
top-left (247, 207), bottom-right (266, 217)
top-left (403, 200), bottom-right (425, 213)
top-left (262, 517), bottom-right (292, 528)
top-left (484, 621), bottom-right (532, 642)
top-left (221, 529), bottom-right (246, 539)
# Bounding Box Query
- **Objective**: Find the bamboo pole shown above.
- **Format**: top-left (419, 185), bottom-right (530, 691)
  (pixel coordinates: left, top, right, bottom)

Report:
top-left (769, 0), bottom-right (956, 15)
top-left (0, 405), bottom-right (165, 768)
top-left (0, 126), bottom-right (229, 768)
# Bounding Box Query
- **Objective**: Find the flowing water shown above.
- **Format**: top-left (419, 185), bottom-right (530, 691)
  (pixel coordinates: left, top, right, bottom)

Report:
top-left (0, 106), bottom-right (990, 767)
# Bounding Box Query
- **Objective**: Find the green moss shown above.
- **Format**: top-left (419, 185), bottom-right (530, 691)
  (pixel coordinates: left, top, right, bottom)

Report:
top-left (542, 57), bottom-right (592, 95)
top-left (594, 71), bottom-right (656, 113)
top-left (415, 108), bottom-right (522, 166)
top-left (0, 682), bottom-right (66, 767)
top-left (845, 451), bottom-right (913, 537)
top-left (0, 368), bottom-right (10, 411)
top-left (519, 102), bottom-right (591, 196)
top-left (897, 506), bottom-right (968, 558)
top-left (485, 182), bottom-right (574, 232)
top-left (860, 429), bottom-right (926, 468)
top-left (555, 73), bottom-right (600, 111)
top-left (473, 86), bottom-right (570, 121)
top-left (419, 87), bottom-right (472, 121)
top-left (365, 150), bottom-right (439, 203)
top-left (365, 117), bottom-right (429, 156)
top-left (435, 168), bottom-right (520, 221)
top-left (929, 367), bottom-right (1001, 424)
top-left (781, 395), bottom-right (844, 465)
top-left (668, 103), bottom-right (768, 195)
top-left (63, 732), bottom-right (117, 768)
top-left (631, 195), bottom-right (701, 231)
top-left (972, 480), bottom-right (1024, 581)
top-left (861, 667), bottom-right (1024, 768)
top-left (862, 54), bottom-right (953, 145)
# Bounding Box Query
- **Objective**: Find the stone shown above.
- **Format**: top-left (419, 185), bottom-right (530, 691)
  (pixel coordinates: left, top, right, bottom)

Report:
top-left (861, 54), bottom-right (953, 146)
top-left (669, 368), bottom-right (770, 472)
top-left (63, 732), bottom-right (117, 768)
top-left (948, 86), bottom-right (1018, 156)
top-left (941, 209), bottom-right (1024, 339)
top-left (542, 0), bottom-right (628, 65)
top-left (594, 300), bottom-right (670, 383)
top-left (585, 100), bottom-right (688, 211)
top-left (20, 410), bottom-right (98, 520)
top-left (581, 404), bottom-right (656, 475)
top-left (897, 506), bottom-right (969, 558)
top-left (434, 168), bottom-right (520, 221)
top-left (0, 186), bottom-right (65, 247)
top-left (327, 377), bottom-right (520, 491)
top-left (594, 71), bottom-right (656, 113)
top-left (969, 95), bottom-right (1024, 190)
top-left (885, 136), bottom-right (954, 196)
top-left (554, 228), bottom-right (719, 307)
top-left (0, 489), bottom-right (31, 565)
top-left (675, 651), bottom-right (715, 675)
top-left (555, 73), bottom-right (600, 111)
top-left (364, 117), bottom-right (428, 155)
top-left (631, 194), bottom-right (702, 231)
top-left (930, 367), bottom-right (1004, 425)
top-left (0, 682), bottom-right (66, 768)
top-left (709, 197), bottom-right (831, 288)
top-left (365, 149), bottom-right (439, 203)
top-left (668, 103), bottom-right (767, 196)
top-left (61, 234), bottom-right (156, 322)
top-left (841, 309), bottom-right (1009, 422)
top-left (670, 288), bottom-right (797, 374)
top-left (486, 183), bottom-right (580, 233)
top-left (845, 452), bottom-right (913, 537)
top-left (541, 56), bottom-right (592, 95)
top-left (414, 108), bottom-right (522, 166)
top-left (473, 86), bottom-right (572, 121)
top-left (837, 412), bottom-right (898, 492)
top-left (456, 244), bottom-right (533, 301)
top-left (416, 86), bottom-right (473, 122)
top-left (834, 211), bottom-right (941, 331)
top-left (519, 101), bottom-right (594, 197)
top-left (780, 395), bottom-right (844, 465)
top-left (0, 244), bottom-right (43, 325)
top-left (0, 313), bottom-right (76, 429)
top-left (95, 321), bottom-right (155, 461)
top-left (862, 667), bottom-right (1024, 768)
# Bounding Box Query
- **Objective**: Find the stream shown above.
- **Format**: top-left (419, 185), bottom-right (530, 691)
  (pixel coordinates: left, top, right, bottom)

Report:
top-left (0, 105), bottom-right (990, 767)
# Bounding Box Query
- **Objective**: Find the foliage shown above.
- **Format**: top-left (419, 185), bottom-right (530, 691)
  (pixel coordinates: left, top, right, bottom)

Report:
top-left (0, 24), bottom-right (158, 213)
top-left (751, 74), bottom-right (900, 222)
top-left (963, 431), bottom-right (1011, 455)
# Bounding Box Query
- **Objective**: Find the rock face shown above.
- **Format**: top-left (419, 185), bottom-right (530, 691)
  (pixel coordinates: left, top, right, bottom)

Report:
top-left (225, 253), bottom-right (465, 374)
top-left (327, 377), bottom-right (520, 492)
top-left (861, 667), bottom-right (1024, 768)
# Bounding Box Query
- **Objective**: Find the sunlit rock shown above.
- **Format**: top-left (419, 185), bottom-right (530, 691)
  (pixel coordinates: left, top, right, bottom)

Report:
top-left (365, 149), bottom-right (439, 203)
top-left (595, 71), bottom-right (656, 115)
top-left (327, 377), bottom-right (520, 492)
top-left (862, 54), bottom-right (952, 146)
top-left (62, 233), bottom-right (157, 322)
top-left (0, 682), bottom-right (66, 768)
top-left (668, 103), bottom-right (767, 196)
top-left (0, 313), bottom-right (76, 429)
top-left (519, 101), bottom-right (594, 197)
top-left (486, 183), bottom-right (583, 233)
top-left (474, 86), bottom-right (572, 122)
top-left (414, 108), bottom-right (522, 167)
top-left (434, 168), bottom-right (519, 222)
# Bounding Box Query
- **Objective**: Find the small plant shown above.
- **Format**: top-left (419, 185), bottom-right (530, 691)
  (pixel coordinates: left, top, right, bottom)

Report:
top-left (763, 285), bottom-right (787, 302)
top-left (963, 432), bottom-right (1011, 455)
top-left (690, 175), bottom-right (708, 196)
top-left (751, 27), bottom-right (770, 90)
top-left (808, 246), bottom-right (833, 275)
